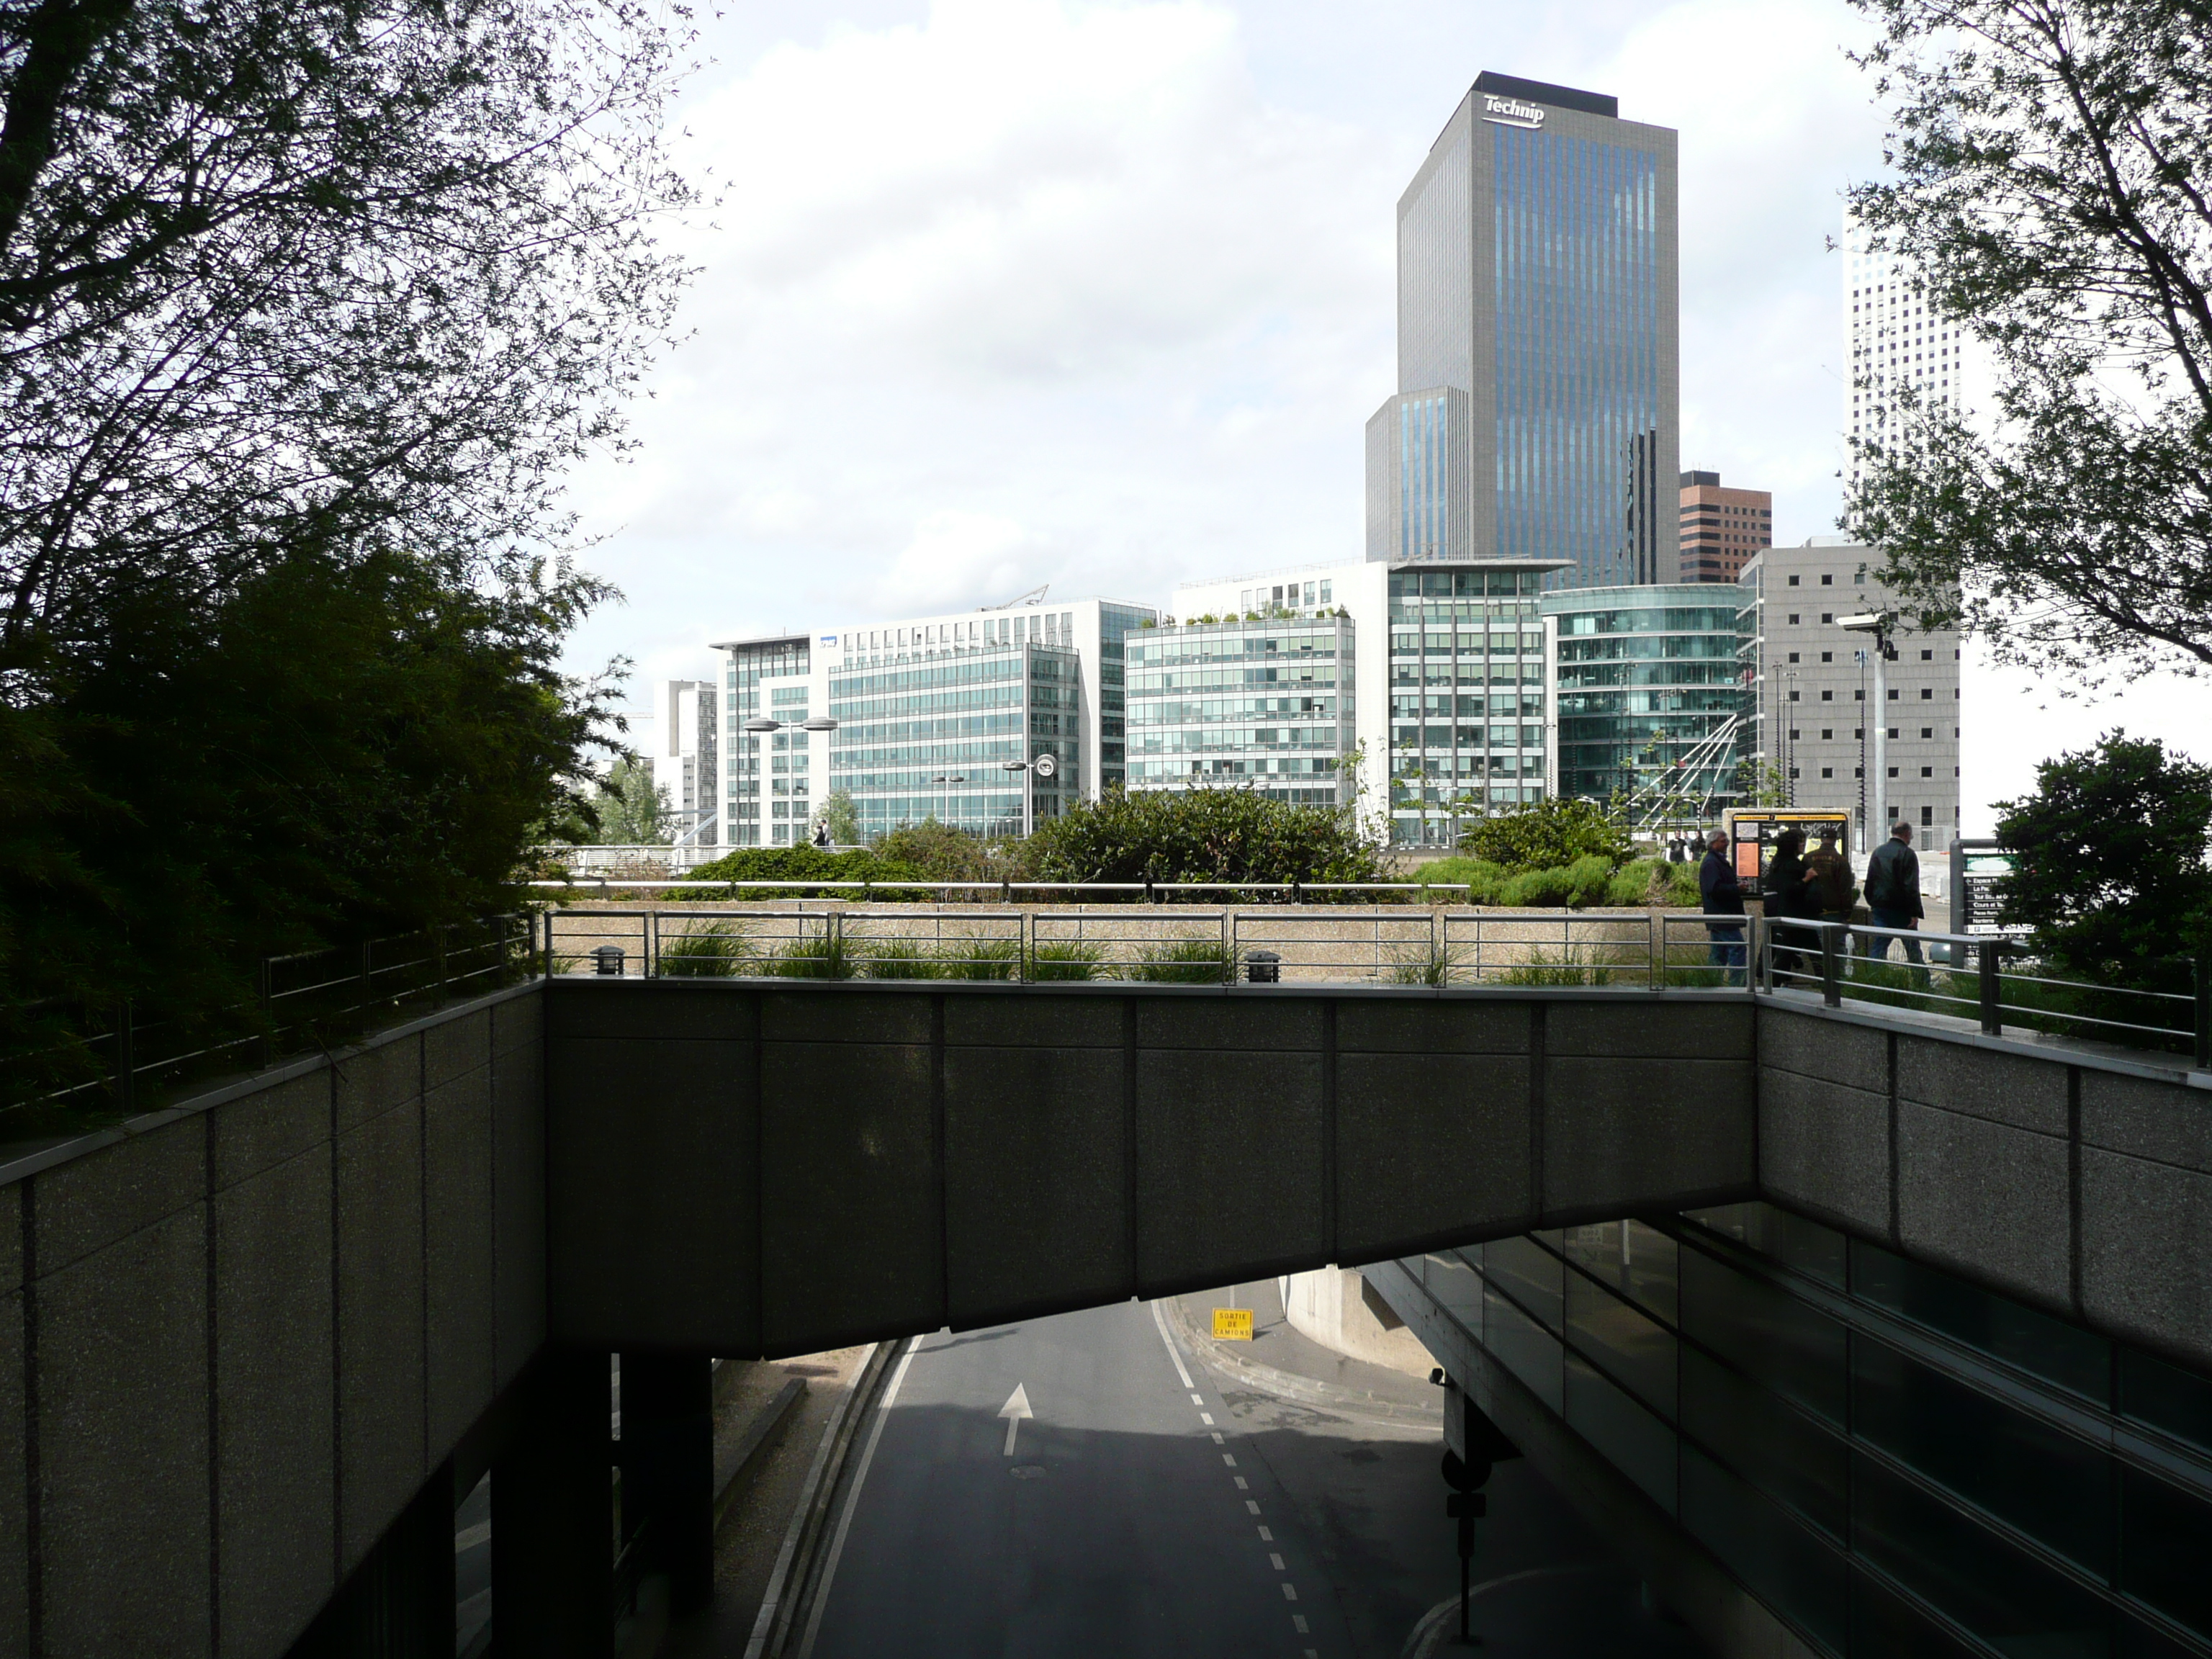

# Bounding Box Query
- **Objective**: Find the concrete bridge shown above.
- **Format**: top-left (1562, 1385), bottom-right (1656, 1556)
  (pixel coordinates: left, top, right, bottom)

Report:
top-left (1, 975), bottom-right (2206, 1656)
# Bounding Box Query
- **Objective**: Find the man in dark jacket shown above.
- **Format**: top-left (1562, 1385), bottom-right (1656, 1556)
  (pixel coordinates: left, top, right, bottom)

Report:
top-left (1699, 828), bottom-right (1746, 986)
top-left (1863, 821), bottom-right (1927, 974)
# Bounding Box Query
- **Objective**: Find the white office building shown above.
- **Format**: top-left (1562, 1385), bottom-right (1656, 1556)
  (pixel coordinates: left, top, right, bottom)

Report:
top-left (711, 596), bottom-right (1156, 847)
top-left (1844, 216), bottom-right (1990, 489)
top-left (649, 678), bottom-right (719, 848)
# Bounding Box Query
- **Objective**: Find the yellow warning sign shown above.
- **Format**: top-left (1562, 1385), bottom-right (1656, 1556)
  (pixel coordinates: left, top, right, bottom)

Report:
top-left (1212, 1308), bottom-right (1254, 1341)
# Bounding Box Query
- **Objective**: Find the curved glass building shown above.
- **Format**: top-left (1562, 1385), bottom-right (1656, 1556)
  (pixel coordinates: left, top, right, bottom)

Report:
top-left (1542, 585), bottom-right (1749, 806)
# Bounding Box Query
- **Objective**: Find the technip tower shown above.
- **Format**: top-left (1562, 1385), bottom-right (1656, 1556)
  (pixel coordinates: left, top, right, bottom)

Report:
top-left (1366, 73), bottom-right (1680, 588)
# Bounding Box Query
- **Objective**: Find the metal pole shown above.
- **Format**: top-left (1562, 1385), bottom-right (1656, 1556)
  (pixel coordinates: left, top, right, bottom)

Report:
top-left (1978, 940), bottom-right (2002, 1035)
top-left (1820, 925), bottom-right (1842, 1007)
top-left (2195, 956), bottom-right (2209, 1070)
top-left (1872, 638), bottom-right (1889, 840)
top-left (113, 1000), bottom-right (135, 1113)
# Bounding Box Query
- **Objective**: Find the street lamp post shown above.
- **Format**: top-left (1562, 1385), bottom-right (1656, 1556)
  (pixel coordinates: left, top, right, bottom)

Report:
top-left (742, 714), bottom-right (839, 846)
top-left (1840, 612), bottom-right (1895, 842)
top-left (1000, 752), bottom-right (1056, 837)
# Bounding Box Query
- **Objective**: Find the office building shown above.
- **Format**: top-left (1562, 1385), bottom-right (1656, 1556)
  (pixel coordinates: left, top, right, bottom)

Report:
top-left (1124, 614), bottom-right (1355, 805)
top-left (1369, 72), bottom-right (1679, 588)
top-left (713, 597), bottom-right (1155, 845)
top-left (1175, 557), bottom-right (1563, 845)
top-left (1375, 1198), bottom-right (2212, 1659)
top-left (1739, 538), bottom-right (1961, 842)
top-left (649, 678), bottom-right (720, 848)
top-left (1845, 217), bottom-right (1986, 489)
top-left (1542, 585), bottom-right (1750, 807)
top-left (1679, 470), bottom-right (1772, 584)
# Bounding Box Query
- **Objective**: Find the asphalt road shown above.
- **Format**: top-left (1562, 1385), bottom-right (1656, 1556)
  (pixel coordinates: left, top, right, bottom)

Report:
top-left (795, 1293), bottom-right (1708, 1659)
top-left (802, 1299), bottom-right (1336, 1658)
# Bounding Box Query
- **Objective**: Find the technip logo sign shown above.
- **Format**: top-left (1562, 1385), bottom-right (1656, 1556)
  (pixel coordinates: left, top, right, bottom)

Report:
top-left (1481, 94), bottom-right (1545, 129)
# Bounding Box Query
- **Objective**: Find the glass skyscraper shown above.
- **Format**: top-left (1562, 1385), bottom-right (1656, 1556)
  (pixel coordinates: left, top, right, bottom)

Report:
top-left (1367, 72), bottom-right (1679, 589)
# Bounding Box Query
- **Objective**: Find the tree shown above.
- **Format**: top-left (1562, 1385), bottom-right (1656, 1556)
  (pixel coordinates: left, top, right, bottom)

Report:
top-left (1025, 785), bottom-right (1385, 885)
top-left (1992, 731), bottom-right (2212, 976)
top-left (0, 0), bottom-right (695, 666)
top-left (1843, 0), bottom-right (2212, 683)
top-left (1457, 798), bottom-right (1634, 874)
top-left (822, 788), bottom-right (860, 848)
top-left (585, 755), bottom-right (671, 845)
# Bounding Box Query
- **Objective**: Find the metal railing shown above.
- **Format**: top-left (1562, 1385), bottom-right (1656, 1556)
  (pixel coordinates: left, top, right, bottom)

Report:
top-left (1760, 920), bottom-right (2209, 1064)
top-left (3, 915), bottom-right (536, 1132)
top-left (529, 876), bottom-right (1603, 903)
top-left (542, 907), bottom-right (1763, 991)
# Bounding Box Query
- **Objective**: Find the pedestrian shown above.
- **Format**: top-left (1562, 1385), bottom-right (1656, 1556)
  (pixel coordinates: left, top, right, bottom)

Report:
top-left (1763, 827), bottom-right (1817, 987)
top-left (1863, 821), bottom-right (1928, 977)
top-left (1699, 828), bottom-right (1746, 986)
top-left (1806, 830), bottom-right (1856, 963)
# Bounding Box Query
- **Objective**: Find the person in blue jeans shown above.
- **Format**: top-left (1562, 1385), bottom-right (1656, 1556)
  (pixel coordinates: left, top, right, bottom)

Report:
top-left (1863, 821), bottom-right (1929, 978)
top-left (1699, 828), bottom-right (1746, 986)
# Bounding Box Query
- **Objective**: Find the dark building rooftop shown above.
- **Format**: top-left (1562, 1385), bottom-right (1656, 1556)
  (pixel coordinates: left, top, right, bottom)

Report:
top-left (1473, 71), bottom-right (1619, 120)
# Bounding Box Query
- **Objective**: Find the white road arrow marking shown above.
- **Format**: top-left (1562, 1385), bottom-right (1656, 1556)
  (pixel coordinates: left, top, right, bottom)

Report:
top-left (999, 1382), bottom-right (1033, 1456)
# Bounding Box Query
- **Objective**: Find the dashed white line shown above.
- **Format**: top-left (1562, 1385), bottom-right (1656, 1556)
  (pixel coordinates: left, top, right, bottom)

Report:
top-left (1233, 1477), bottom-right (1249, 1491)
top-left (1256, 1525), bottom-right (1273, 1542)
top-left (1246, 1500), bottom-right (1261, 1515)
top-left (1280, 1583), bottom-right (1299, 1601)
top-left (1210, 1432), bottom-right (1224, 1444)
top-left (1151, 1300), bottom-right (1197, 1390)
top-left (1269, 1552), bottom-right (1285, 1570)
top-left (1293, 1616), bottom-right (1310, 1635)
top-left (1200, 1412), bottom-right (1215, 1425)
top-left (1221, 1453), bottom-right (1237, 1467)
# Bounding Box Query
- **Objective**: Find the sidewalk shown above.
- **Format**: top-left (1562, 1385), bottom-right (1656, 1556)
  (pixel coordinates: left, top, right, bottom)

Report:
top-left (1172, 1275), bottom-right (1442, 1426)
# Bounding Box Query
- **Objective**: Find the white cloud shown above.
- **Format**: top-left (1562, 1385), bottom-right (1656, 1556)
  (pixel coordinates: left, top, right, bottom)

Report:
top-left (876, 508), bottom-right (1040, 614)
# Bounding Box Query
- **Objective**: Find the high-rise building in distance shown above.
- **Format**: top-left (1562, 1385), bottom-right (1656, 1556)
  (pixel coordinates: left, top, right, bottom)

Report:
top-left (1844, 217), bottom-right (1985, 490)
top-left (1678, 469), bottom-right (1772, 583)
top-left (1368, 72), bottom-right (1680, 588)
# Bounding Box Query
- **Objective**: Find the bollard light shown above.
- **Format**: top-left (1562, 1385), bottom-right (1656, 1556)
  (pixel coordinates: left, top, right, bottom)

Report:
top-left (590, 945), bottom-right (626, 977)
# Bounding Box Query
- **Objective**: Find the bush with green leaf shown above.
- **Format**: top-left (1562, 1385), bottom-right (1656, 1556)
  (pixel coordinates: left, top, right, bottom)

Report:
top-left (1457, 799), bottom-right (1634, 874)
top-left (1025, 785), bottom-right (1383, 886)
top-left (676, 846), bottom-right (926, 899)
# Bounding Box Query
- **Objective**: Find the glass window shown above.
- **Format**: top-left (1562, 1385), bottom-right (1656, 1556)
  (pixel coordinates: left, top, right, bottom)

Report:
top-left (1565, 1267), bottom-right (1676, 1419)
top-left (1682, 1346), bottom-right (1848, 1541)
top-left (1565, 1350), bottom-right (1677, 1514)
top-left (2121, 1464), bottom-right (2212, 1640)
top-left (1485, 1234), bottom-right (1563, 1331)
top-left (1853, 1338), bottom-right (2112, 1575)
top-left (2118, 1349), bottom-right (2212, 1456)
top-left (1852, 1451), bottom-right (2111, 1658)
top-left (1563, 1219), bottom-right (1678, 1323)
top-left (1485, 1280), bottom-right (1563, 1414)
top-left (1422, 1249), bottom-right (1484, 1334)
top-left (1851, 1239), bottom-right (2110, 1403)
top-left (1686, 1200), bottom-right (1845, 1287)
top-left (1681, 1242), bottom-right (1847, 1425)
top-left (1682, 1445), bottom-right (1847, 1652)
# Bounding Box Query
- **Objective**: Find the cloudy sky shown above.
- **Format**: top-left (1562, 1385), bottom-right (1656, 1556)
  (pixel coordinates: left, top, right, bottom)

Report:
top-left (566, 0), bottom-right (2208, 832)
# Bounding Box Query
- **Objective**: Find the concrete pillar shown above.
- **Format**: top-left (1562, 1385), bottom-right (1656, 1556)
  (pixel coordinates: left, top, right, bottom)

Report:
top-left (493, 1350), bottom-right (613, 1658)
top-left (619, 1352), bottom-right (716, 1617)
top-left (285, 1462), bottom-right (457, 1658)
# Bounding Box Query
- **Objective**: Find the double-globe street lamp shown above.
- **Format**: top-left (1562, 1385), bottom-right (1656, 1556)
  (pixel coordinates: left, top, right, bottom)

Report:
top-left (1000, 751), bottom-right (1057, 837)
top-left (742, 714), bottom-right (837, 846)
top-left (930, 773), bottom-right (967, 828)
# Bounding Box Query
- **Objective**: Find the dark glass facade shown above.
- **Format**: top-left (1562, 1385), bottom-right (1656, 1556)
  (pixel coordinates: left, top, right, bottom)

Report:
top-left (1388, 1203), bottom-right (2212, 1658)
top-left (1542, 585), bottom-right (1749, 806)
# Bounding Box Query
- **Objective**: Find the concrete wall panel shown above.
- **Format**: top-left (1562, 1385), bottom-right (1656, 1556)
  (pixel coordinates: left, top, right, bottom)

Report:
top-left (943, 1046), bottom-right (1130, 1323)
top-left (2080, 1149), bottom-right (2212, 1370)
top-left (334, 1098), bottom-right (426, 1575)
top-left (0, 1289), bottom-right (24, 1659)
top-left (212, 1144), bottom-right (335, 1659)
top-left (37, 1205), bottom-right (212, 1659)
top-left (212, 1071), bottom-right (329, 1192)
top-left (943, 994), bottom-right (1120, 1051)
top-left (424, 1007), bottom-right (492, 1091)
top-left (765, 989), bottom-right (927, 1047)
top-left (334, 1033), bottom-right (420, 1135)
top-left (493, 1038), bottom-right (548, 1390)
top-left (425, 1068), bottom-right (496, 1453)
top-left (33, 1124), bottom-right (206, 1277)
top-left (1137, 997), bottom-right (1324, 1053)
top-left (1896, 1102), bottom-right (2069, 1308)
top-left (548, 981), bottom-right (761, 1043)
top-left (1758, 1008), bottom-right (1887, 1093)
top-left (1756, 1066), bottom-right (1891, 1236)
top-left (1544, 1056), bottom-right (1754, 1217)
top-left (1134, 1048), bottom-right (1325, 1292)
top-left (1336, 1052), bottom-right (1533, 1260)
top-left (2080, 1071), bottom-right (2212, 1172)
top-left (548, 1038), bottom-right (758, 1352)
top-left (0, 1182), bottom-right (19, 1294)
top-left (1337, 999), bottom-right (1532, 1055)
top-left (1897, 1037), bottom-right (2067, 1136)
top-left (1547, 1000), bottom-right (1753, 1060)
top-left (760, 1040), bottom-right (937, 1352)
top-left (493, 986), bottom-right (543, 1057)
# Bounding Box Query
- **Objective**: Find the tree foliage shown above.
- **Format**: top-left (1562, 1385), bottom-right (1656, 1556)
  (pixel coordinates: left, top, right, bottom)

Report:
top-left (1993, 731), bottom-right (2212, 975)
top-left (1024, 786), bottom-right (1385, 885)
top-left (1457, 797), bottom-right (1634, 874)
top-left (675, 846), bottom-right (925, 899)
top-left (873, 819), bottom-right (1027, 883)
top-left (580, 755), bottom-right (671, 846)
top-left (1843, 0), bottom-right (2212, 681)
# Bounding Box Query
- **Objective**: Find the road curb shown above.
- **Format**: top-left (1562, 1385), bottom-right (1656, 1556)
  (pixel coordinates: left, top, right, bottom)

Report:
top-left (713, 1376), bottom-right (806, 1527)
top-left (740, 1340), bottom-right (900, 1659)
top-left (1166, 1295), bottom-right (1442, 1427)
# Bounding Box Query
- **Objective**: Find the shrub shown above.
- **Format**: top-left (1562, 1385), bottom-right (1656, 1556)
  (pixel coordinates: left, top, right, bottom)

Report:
top-left (1561, 854), bottom-right (1617, 907)
top-left (678, 847), bottom-right (925, 899)
top-left (1459, 798), bottom-right (1633, 873)
top-left (1414, 857), bottom-right (1510, 904)
top-left (765, 933), bottom-right (857, 979)
top-left (860, 938), bottom-right (942, 979)
top-left (1028, 940), bottom-right (1104, 981)
top-left (1500, 866), bottom-right (1577, 907)
top-left (1129, 937), bottom-right (1232, 984)
top-left (658, 922), bottom-right (750, 977)
top-left (943, 937), bottom-right (1020, 981)
top-left (1025, 784), bottom-right (1383, 886)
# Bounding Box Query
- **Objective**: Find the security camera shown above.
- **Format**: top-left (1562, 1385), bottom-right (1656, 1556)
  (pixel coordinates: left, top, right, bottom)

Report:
top-left (1837, 613), bottom-right (1885, 631)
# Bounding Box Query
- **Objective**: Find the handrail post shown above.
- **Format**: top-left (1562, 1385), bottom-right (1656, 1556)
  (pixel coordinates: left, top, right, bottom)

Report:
top-left (2193, 956), bottom-right (2208, 1070)
top-left (1978, 940), bottom-right (2001, 1035)
top-left (1221, 911), bottom-right (1233, 984)
top-left (1820, 925), bottom-right (1841, 1008)
top-left (113, 999), bottom-right (135, 1113)
top-left (648, 910), bottom-right (660, 979)
top-left (1749, 914), bottom-right (1766, 996)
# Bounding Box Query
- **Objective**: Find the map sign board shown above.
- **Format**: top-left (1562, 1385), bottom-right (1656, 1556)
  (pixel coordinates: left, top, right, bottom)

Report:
top-left (1722, 809), bottom-right (1854, 898)
top-left (1951, 838), bottom-right (2017, 936)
